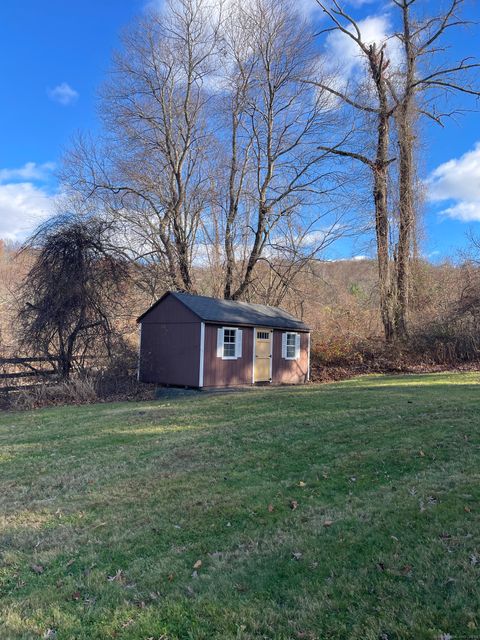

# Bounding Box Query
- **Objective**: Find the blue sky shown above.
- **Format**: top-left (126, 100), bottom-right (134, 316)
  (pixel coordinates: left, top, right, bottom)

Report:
top-left (0, 0), bottom-right (479, 260)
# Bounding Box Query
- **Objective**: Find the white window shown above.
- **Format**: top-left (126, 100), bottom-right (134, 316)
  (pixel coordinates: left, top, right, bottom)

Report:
top-left (282, 332), bottom-right (300, 360)
top-left (217, 327), bottom-right (242, 359)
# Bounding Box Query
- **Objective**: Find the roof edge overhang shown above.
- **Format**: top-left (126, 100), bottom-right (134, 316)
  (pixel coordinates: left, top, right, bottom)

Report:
top-left (203, 320), bottom-right (310, 332)
top-left (137, 291), bottom-right (310, 331)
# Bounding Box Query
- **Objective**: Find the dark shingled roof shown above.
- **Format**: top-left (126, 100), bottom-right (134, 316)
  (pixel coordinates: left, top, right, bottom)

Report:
top-left (138, 291), bottom-right (310, 331)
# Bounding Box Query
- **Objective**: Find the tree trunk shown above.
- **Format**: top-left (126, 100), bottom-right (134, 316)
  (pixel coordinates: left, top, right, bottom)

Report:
top-left (395, 107), bottom-right (415, 339)
top-left (371, 50), bottom-right (396, 342)
top-left (394, 0), bottom-right (416, 340)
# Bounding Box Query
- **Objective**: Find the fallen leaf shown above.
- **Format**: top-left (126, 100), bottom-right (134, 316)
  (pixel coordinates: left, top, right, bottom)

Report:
top-left (468, 621), bottom-right (476, 630)
top-left (66, 559), bottom-right (75, 568)
top-left (31, 564), bottom-right (44, 575)
top-left (298, 481), bottom-right (306, 487)
top-left (323, 519), bottom-right (334, 527)
top-left (43, 630), bottom-right (56, 639)
top-left (191, 570), bottom-right (199, 579)
top-left (464, 505), bottom-right (471, 513)
top-left (121, 619), bottom-right (134, 628)
top-left (290, 500), bottom-right (298, 510)
top-left (107, 569), bottom-right (125, 582)
top-left (268, 504), bottom-right (274, 512)
top-left (193, 559), bottom-right (202, 570)
top-left (71, 591), bottom-right (81, 601)
top-left (401, 564), bottom-right (413, 575)
top-left (167, 573), bottom-right (175, 582)
top-left (292, 552), bottom-right (303, 561)
top-left (419, 450), bottom-right (425, 457)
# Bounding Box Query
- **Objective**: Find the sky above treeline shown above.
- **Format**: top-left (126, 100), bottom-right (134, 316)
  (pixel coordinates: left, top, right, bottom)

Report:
top-left (0, 0), bottom-right (479, 261)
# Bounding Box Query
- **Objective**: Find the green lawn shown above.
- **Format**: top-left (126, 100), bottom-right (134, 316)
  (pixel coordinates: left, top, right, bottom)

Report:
top-left (1, 373), bottom-right (479, 640)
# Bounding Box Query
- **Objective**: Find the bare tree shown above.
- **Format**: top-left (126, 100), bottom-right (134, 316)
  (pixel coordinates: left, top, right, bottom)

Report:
top-left (17, 215), bottom-right (127, 379)
top-left (63, 0), bottom-right (347, 304)
top-left (64, 0), bottom-right (221, 294)
top-left (219, 0), bottom-right (342, 301)
top-left (313, 0), bottom-right (479, 341)
top-left (312, 0), bottom-right (398, 340)
top-left (387, 0), bottom-right (480, 338)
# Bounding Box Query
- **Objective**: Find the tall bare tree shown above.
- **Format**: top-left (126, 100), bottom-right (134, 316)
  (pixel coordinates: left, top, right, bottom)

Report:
top-left (63, 0), bottom-right (349, 304)
top-left (314, 0), bottom-right (479, 341)
top-left (219, 0), bottom-right (342, 301)
top-left (64, 0), bottom-right (221, 294)
top-left (387, 0), bottom-right (480, 338)
top-left (312, 0), bottom-right (398, 340)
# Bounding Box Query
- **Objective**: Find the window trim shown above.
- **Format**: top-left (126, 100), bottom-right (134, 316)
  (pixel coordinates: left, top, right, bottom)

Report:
top-left (221, 326), bottom-right (241, 360)
top-left (284, 331), bottom-right (300, 360)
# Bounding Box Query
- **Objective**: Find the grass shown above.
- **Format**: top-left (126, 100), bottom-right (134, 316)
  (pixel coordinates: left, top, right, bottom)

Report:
top-left (0, 372), bottom-right (479, 640)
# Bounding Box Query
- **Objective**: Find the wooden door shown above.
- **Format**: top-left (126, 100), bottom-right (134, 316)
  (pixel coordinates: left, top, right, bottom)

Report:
top-left (254, 329), bottom-right (272, 382)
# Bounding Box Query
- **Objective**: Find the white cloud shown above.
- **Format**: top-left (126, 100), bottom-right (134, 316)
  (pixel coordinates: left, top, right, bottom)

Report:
top-left (324, 13), bottom-right (401, 81)
top-left (145, 0), bottom-right (376, 21)
top-left (0, 162), bottom-right (55, 184)
top-left (427, 142), bottom-right (480, 222)
top-left (47, 82), bottom-right (79, 106)
top-left (0, 182), bottom-right (56, 241)
top-left (0, 162), bottom-right (57, 241)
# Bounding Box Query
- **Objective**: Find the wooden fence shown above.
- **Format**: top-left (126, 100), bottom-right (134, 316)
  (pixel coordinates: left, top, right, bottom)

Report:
top-left (0, 357), bottom-right (58, 393)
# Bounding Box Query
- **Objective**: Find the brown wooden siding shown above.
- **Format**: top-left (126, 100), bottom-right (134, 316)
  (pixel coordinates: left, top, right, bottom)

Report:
top-left (202, 324), bottom-right (254, 387)
top-left (140, 293), bottom-right (198, 325)
top-left (139, 295), bottom-right (200, 386)
top-left (271, 330), bottom-right (309, 384)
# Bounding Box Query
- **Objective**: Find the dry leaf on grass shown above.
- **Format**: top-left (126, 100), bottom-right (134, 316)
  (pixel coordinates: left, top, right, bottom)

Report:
top-left (107, 569), bottom-right (125, 582)
top-left (323, 519), bottom-right (333, 527)
top-left (268, 504), bottom-right (274, 512)
top-left (31, 564), bottom-right (44, 574)
top-left (193, 559), bottom-right (202, 570)
top-left (290, 500), bottom-right (298, 510)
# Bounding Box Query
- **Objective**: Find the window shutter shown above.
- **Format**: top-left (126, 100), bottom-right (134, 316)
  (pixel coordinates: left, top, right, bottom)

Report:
top-left (295, 333), bottom-right (301, 360)
top-left (281, 333), bottom-right (287, 359)
top-left (217, 327), bottom-right (224, 358)
top-left (236, 329), bottom-right (243, 358)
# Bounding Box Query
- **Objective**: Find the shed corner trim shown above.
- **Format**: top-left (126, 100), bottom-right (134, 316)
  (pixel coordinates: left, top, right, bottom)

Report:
top-left (199, 322), bottom-right (205, 387)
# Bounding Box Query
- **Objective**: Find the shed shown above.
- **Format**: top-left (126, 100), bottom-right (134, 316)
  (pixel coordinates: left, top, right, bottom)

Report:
top-left (137, 291), bottom-right (310, 388)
